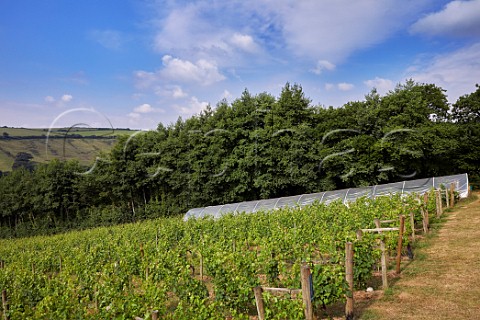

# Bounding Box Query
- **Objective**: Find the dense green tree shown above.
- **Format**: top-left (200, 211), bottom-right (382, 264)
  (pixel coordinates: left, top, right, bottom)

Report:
top-left (0, 80), bottom-right (479, 237)
top-left (452, 84), bottom-right (480, 123)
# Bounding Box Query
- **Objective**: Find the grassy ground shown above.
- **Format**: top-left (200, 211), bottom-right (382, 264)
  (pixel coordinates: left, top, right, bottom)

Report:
top-left (356, 193), bottom-right (480, 319)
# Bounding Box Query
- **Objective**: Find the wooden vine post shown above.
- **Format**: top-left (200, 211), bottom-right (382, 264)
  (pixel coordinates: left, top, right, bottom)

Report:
top-left (435, 190), bottom-right (443, 218)
top-left (396, 215), bottom-right (405, 274)
top-left (345, 242), bottom-right (354, 320)
top-left (439, 189), bottom-right (443, 215)
top-left (422, 192), bottom-right (429, 233)
top-left (409, 211), bottom-right (415, 242)
top-left (450, 183), bottom-right (455, 208)
top-left (380, 240), bottom-right (388, 289)
top-left (199, 252), bottom-right (204, 280)
top-left (373, 219), bottom-right (388, 288)
top-left (357, 224), bottom-right (401, 289)
top-left (421, 206), bottom-right (429, 234)
top-left (300, 265), bottom-right (314, 320)
top-left (445, 188), bottom-right (450, 208)
top-left (2, 289), bottom-right (8, 320)
top-left (423, 192), bottom-right (428, 206)
top-left (253, 286), bottom-right (265, 320)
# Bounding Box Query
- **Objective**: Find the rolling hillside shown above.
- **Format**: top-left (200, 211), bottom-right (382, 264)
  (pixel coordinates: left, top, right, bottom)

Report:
top-left (0, 127), bottom-right (138, 172)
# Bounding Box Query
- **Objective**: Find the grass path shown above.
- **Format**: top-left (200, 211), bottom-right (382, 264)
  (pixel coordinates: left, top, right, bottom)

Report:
top-left (359, 193), bottom-right (480, 319)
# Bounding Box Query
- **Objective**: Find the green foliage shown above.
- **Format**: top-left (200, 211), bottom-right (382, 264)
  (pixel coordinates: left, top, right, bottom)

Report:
top-left (0, 193), bottom-right (431, 318)
top-left (0, 80), bottom-right (478, 238)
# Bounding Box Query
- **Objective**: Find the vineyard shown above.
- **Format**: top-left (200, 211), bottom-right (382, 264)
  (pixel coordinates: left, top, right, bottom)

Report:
top-left (0, 190), bottom-right (445, 319)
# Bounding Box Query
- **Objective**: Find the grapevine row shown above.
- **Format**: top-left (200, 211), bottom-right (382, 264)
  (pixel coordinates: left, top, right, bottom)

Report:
top-left (0, 190), bottom-right (441, 319)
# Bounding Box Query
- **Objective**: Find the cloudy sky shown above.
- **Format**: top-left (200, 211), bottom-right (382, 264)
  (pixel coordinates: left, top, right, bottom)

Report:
top-left (1, 0), bottom-right (479, 129)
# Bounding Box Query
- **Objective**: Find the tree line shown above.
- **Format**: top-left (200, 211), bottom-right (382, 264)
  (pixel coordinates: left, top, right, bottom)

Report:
top-left (1, 80), bottom-right (479, 238)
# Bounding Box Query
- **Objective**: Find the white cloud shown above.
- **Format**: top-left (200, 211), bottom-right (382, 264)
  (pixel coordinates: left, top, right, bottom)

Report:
top-left (171, 86), bottom-right (188, 98)
top-left (325, 82), bottom-right (354, 91)
top-left (156, 85), bottom-right (188, 99)
top-left (364, 77), bottom-right (395, 95)
top-left (150, 0), bottom-right (432, 67)
top-left (407, 42), bottom-right (480, 102)
top-left (338, 82), bottom-right (354, 91)
top-left (61, 94), bottom-right (73, 102)
top-left (44, 94), bottom-right (73, 106)
top-left (160, 55), bottom-right (225, 85)
top-left (230, 33), bottom-right (258, 52)
top-left (133, 103), bottom-right (164, 114)
top-left (410, 0), bottom-right (480, 37)
top-left (312, 60), bottom-right (336, 75)
top-left (134, 103), bottom-right (154, 113)
top-left (134, 56), bottom-right (225, 89)
top-left (266, 0), bottom-right (430, 62)
top-left (153, 4), bottom-right (248, 63)
top-left (175, 96), bottom-right (209, 115)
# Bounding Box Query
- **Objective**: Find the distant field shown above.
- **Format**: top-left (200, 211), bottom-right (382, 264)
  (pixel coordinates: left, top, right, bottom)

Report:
top-left (1, 127), bottom-right (136, 137)
top-left (0, 127), bottom-right (139, 172)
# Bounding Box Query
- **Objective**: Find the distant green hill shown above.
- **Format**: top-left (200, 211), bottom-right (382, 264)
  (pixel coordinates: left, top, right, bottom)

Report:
top-left (0, 127), bottom-right (138, 172)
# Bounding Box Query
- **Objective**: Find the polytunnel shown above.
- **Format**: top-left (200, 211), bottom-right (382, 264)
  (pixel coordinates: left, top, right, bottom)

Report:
top-left (183, 173), bottom-right (469, 220)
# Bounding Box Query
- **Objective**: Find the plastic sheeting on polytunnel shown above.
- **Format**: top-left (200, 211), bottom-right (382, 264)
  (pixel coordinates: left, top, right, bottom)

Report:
top-left (183, 173), bottom-right (469, 220)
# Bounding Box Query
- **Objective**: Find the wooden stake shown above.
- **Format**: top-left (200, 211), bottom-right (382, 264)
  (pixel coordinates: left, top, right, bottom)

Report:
top-left (261, 287), bottom-right (302, 295)
top-left (450, 183), bottom-right (455, 208)
top-left (2, 289), bottom-right (8, 320)
top-left (445, 188), bottom-right (449, 208)
top-left (360, 227), bottom-right (399, 233)
top-left (435, 190), bottom-right (443, 218)
top-left (422, 207), bottom-right (428, 234)
top-left (151, 310), bottom-right (159, 320)
top-left (0, 260), bottom-right (4, 269)
top-left (423, 192), bottom-right (428, 207)
top-left (253, 286), bottom-right (265, 320)
top-left (140, 243), bottom-right (144, 259)
top-left (199, 253), bottom-right (204, 280)
top-left (374, 218), bottom-right (381, 230)
top-left (409, 211), bottom-right (415, 242)
top-left (396, 215), bottom-right (405, 274)
top-left (380, 240), bottom-right (388, 289)
top-left (356, 230), bottom-right (363, 240)
top-left (422, 204), bottom-right (430, 233)
top-left (300, 265), bottom-right (314, 320)
top-left (345, 242), bottom-right (354, 320)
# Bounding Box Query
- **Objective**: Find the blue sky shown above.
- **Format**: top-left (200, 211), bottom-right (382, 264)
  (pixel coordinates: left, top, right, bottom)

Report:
top-left (1, 0), bottom-right (479, 130)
